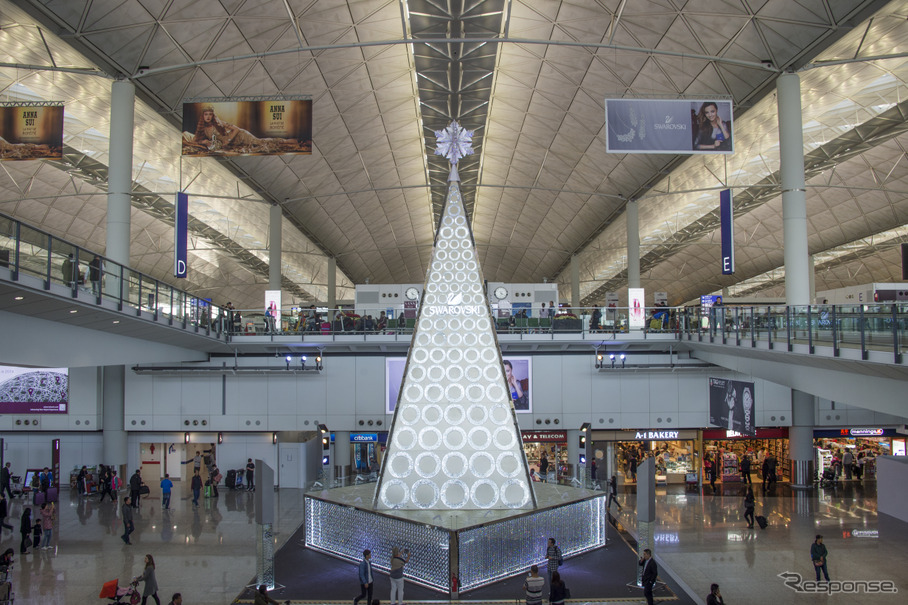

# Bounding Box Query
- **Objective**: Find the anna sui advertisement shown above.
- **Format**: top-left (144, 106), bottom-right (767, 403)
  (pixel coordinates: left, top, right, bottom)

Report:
top-left (181, 99), bottom-right (312, 156)
top-left (708, 377), bottom-right (755, 436)
top-left (386, 357), bottom-right (531, 414)
top-left (0, 104), bottom-right (64, 160)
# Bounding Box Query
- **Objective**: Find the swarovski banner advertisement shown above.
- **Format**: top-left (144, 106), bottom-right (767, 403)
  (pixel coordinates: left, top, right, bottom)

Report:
top-left (0, 104), bottom-right (64, 160)
top-left (628, 287), bottom-right (645, 329)
top-left (174, 192), bottom-right (188, 278)
top-left (708, 377), bottom-right (755, 436)
top-left (720, 189), bottom-right (735, 275)
top-left (181, 99), bottom-right (312, 156)
top-left (386, 357), bottom-right (531, 413)
top-left (605, 99), bottom-right (733, 154)
top-left (0, 366), bottom-right (68, 414)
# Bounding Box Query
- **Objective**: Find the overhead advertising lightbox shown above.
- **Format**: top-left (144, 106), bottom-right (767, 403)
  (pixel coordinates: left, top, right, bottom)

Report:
top-left (628, 288), bottom-right (645, 329)
top-left (708, 377), bottom-right (755, 437)
top-left (0, 366), bottom-right (68, 414)
top-left (605, 99), bottom-right (733, 154)
top-left (181, 98), bottom-right (312, 156)
top-left (0, 104), bottom-right (64, 161)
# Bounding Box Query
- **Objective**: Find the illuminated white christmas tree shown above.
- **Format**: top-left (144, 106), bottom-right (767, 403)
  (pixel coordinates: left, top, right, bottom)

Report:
top-left (373, 123), bottom-right (536, 510)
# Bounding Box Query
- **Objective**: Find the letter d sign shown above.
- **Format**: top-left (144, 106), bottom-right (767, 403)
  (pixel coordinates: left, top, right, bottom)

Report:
top-left (174, 192), bottom-right (188, 278)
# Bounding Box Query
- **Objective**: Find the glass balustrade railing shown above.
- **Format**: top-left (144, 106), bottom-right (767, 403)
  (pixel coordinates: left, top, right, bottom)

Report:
top-left (0, 212), bottom-right (226, 338)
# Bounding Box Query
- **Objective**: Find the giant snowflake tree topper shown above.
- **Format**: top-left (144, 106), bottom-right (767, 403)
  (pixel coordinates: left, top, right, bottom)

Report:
top-left (434, 121), bottom-right (474, 181)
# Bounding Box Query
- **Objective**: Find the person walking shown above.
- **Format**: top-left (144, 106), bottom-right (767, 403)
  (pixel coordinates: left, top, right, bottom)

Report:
top-left (740, 453), bottom-right (752, 484)
top-left (183, 451), bottom-right (203, 475)
top-left (607, 475), bottom-right (622, 512)
top-left (135, 554), bottom-right (161, 605)
top-left (190, 469), bottom-right (202, 507)
top-left (811, 534), bottom-right (830, 582)
top-left (0, 462), bottom-right (13, 500)
top-left (89, 254), bottom-right (102, 295)
top-left (18, 507), bottom-right (31, 554)
top-left (388, 546), bottom-right (410, 605)
top-left (706, 455), bottom-right (718, 494)
top-left (523, 565), bottom-right (545, 605)
top-left (0, 494), bottom-right (13, 532)
top-left (353, 549), bottom-right (373, 605)
top-left (167, 594), bottom-right (182, 605)
top-left (743, 487), bottom-right (755, 528)
top-left (61, 253), bottom-right (76, 287)
top-left (544, 537), bottom-right (562, 583)
top-left (130, 470), bottom-right (143, 508)
top-left (254, 584), bottom-right (289, 605)
top-left (77, 465), bottom-right (88, 496)
top-left (245, 459), bottom-right (255, 491)
top-left (706, 583), bottom-right (725, 605)
top-left (97, 466), bottom-right (112, 502)
top-left (842, 449), bottom-right (854, 481)
top-left (39, 502), bottom-right (54, 549)
top-left (549, 571), bottom-right (568, 605)
top-left (121, 496), bottom-right (134, 545)
top-left (539, 452), bottom-right (549, 483)
top-left (628, 451), bottom-right (637, 482)
top-left (160, 474), bottom-right (173, 510)
top-left (639, 548), bottom-right (658, 605)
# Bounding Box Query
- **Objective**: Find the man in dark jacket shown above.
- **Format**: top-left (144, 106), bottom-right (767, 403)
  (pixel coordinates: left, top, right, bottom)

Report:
top-left (129, 470), bottom-right (143, 508)
top-left (639, 548), bottom-right (658, 605)
top-left (740, 453), bottom-right (752, 484)
top-left (0, 462), bottom-right (13, 500)
top-left (121, 496), bottom-right (134, 544)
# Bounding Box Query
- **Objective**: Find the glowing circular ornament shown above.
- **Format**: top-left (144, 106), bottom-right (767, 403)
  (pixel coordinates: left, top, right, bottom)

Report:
top-left (445, 365), bottom-right (464, 382)
top-left (468, 426), bottom-right (492, 450)
top-left (414, 452), bottom-right (441, 478)
top-left (412, 349), bottom-right (429, 364)
top-left (394, 427), bottom-right (417, 451)
top-left (480, 348), bottom-right (497, 364)
top-left (462, 318), bottom-right (476, 332)
top-left (429, 348), bottom-right (446, 364)
top-left (501, 479), bottom-right (530, 508)
top-left (444, 404), bottom-right (466, 425)
top-left (463, 349), bottom-right (480, 364)
top-left (445, 383), bottom-right (465, 403)
top-left (435, 249), bottom-right (448, 262)
top-left (440, 227), bottom-right (453, 239)
top-left (469, 451), bottom-right (495, 478)
top-left (464, 365), bottom-right (482, 382)
top-left (424, 384), bottom-right (443, 403)
top-left (422, 404), bottom-right (443, 425)
top-left (462, 333), bottom-right (478, 346)
top-left (447, 333), bottom-right (463, 347)
top-left (427, 365), bottom-right (445, 382)
top-left (387, 452), bottom-right (413, 478)
top-left (408, 365), bottom-right (426, 383)
top-left (486, 383), bottom-right (506, 402)
top-left (443, 426), bottom-right (467, 450)
top-left (493, 427), bottom-right (517, 450)
top-left (470, 479), bottom-right (499, 509)
top-left (496, 451), bottom-right (522, 478)
top-left (400, 404), bottom-right (421, 425)
top-left (455, 227), bottom-right (469, 239)
top-left (446, 349), bottom-right (463, 364)
top-left (415, 332), bottom-right (431, 347)
top-left (418, 427), bottom-right (442, 450)
top-left (483, 365), bottom-right (501, 382)
top-left (476, 317), bottom-right (490, 331)
top-left (442, 452), bottom-right (468, 478)
top-left (478, 333), bottom-right (494, 347)
top-left (411, 479), bottom-right (439, 509)
top-left (440, 479), bottom-right (469, 509)
top-left (380, 480), bottom-right (409, 508)
top-left (467, 404), bottom-right (488, 424)
top-left (489, 403), bottom-right (510, 425)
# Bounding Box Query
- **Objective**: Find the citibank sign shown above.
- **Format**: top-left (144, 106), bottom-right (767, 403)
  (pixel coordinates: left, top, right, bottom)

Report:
top-left (634, 430), bottom-right (680, 440)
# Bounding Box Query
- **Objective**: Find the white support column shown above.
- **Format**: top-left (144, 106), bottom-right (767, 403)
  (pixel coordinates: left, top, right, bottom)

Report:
top-left (269, 203), bottom-right (282, 292)
top-left (106, 79), bottom-right (135, 267)
top-left (334, 431), bottom-right (351, 482)
top-left (570, 255), bottom-right (580, 309)
top-left (626, 200), bottom-right (640, 289)
top-left (327, 257), bottom-right (337, 316)
top-left (102, 365), bottom-right (127, 473)
top-left (789, 390), bottom-right (816, 489)
top-left (808, 255), bottom-right (816, 304)
top-left (777, 73), bottom-right (810, 307)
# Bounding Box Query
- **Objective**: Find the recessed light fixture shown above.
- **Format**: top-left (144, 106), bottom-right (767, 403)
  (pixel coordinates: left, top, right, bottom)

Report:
top-left (69, 310), bottom-right (78, 314)
top-left (112, 320), bottom-right (120, 324)
top-left (14, 296), bottom-right (23, 301)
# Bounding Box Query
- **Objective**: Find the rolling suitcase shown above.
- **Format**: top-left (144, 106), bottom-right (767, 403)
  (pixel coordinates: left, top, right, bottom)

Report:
top-left (756, 515), bottom-right (768, 529)
top-left (46, 486), bottom-right (58, 502)
top-left (225, 470), bottom-right (237, 490)
top-left (35, 491), bottom-right (46, 506)
top-left (204, 485), bottom-right (214, 498)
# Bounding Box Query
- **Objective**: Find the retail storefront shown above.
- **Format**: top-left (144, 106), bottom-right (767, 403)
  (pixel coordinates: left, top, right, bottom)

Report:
top-left (592, 429), bottom-right (699, 485)
top-left (331, 432), bottom-right (388, 474)
top-left (813, 427), bottom-right (907, 480)
top-left (522, 430), bottom-right (568, 482)
top-left (702, 428), bottom-right (789, 483)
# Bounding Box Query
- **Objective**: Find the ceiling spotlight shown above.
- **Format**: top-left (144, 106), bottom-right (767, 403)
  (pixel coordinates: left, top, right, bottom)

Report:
top-left (69, 309), bottom-right (78, 314)
top-left (285, 355), bottom-right (292, 369)
top-left (316, 355), bottom-right (323, 370)
top-left (620, 353), bottom-right (626, 368)
top-left (610, 353), bottom-right (616, 369)
top-left (14, 296), bottom-right (23, 301)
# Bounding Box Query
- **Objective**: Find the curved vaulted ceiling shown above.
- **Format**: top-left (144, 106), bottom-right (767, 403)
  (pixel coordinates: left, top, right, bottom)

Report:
top-left (1, 0), bottom-right (906, 309)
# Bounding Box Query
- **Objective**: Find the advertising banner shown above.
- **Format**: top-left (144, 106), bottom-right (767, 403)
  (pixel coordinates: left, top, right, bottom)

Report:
top-left (0, 366), bottom-right (68, 414)
top-left (605, 99), bottom-right (733, 154)
top-left (386, 357), bottom-right (531, 414)
top-left (265, 290), bottom-right (281, 328)
top-left (0, 104), bottom-right (64, 160)
top-left (181, 99), bottom-right (312, 156)
top-left (174, 192), bottom-right (188, 278)
top-left (654, 291), bottom-right (668, 306)
top-left (720, 189), bottom-right (735, 275)
top-left (628, 287), bottom-right (645, 329)
top-left (708, 377), bottom-right (755, 436)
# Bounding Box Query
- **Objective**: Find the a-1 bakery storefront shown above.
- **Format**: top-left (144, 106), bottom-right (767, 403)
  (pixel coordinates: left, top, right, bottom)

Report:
top-left (592, 429), bottom-right (700, 485)
top-left (522, 430), bottom-right (569, 482)
top-left (701, 428), bottom-right (790, 483)
top-left (813, 427), bottom-right (907, 480)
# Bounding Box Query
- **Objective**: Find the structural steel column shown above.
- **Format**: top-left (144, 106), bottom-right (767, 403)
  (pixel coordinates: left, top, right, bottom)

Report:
top-left (327, 257), bottom-right (336, 315)
top-left (626, 200), bottom-right (640, 289)
top-left (777, 73), bottom-right (811, 306)
top-left (269, 203), bottom-right (282, 292)
top-left (334, 430), bottom-right (351, 483)
top-left (570, 255), bottom-right (580, 309)
top-left (106, 79), bottom-right (135, 267)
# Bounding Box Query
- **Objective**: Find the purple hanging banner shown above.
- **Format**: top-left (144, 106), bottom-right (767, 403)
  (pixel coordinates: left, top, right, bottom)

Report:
top-left (720, 189), bottom-right (734, 275)
top-left (174, 192), bottom-right (188, 278)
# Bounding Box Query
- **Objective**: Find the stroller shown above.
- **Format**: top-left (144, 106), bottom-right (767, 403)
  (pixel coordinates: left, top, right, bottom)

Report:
top-left (818, 468), bottom-right (836, 488)
top-left (99, 579), bottom-right (140, 605)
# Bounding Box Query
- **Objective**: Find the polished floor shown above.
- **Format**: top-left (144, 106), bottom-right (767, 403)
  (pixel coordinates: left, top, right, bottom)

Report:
top-left (1, 479), bottom-right (903, 604)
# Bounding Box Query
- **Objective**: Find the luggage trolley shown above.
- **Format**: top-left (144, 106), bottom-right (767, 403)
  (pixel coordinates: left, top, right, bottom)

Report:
top-left (9, 476), bottom-right (22, 498)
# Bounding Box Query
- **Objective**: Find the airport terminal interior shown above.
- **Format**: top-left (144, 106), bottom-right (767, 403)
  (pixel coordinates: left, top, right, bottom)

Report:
top-left (2, 0), bottom-right (908, 604)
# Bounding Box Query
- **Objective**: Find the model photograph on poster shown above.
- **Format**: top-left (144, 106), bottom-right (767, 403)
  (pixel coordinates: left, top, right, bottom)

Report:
top-left (386, 356), bottom-right (532, 414)
top-left (708, 377), bottom-right (755, 436)
top-left (0, 104), bottom-right (64, 161)
top-left (605, 98), bottom-right (733, 154)
top-left (0, 366), bottom-right (68, 414)
top-left (181, 99), bottom-right (312, 156)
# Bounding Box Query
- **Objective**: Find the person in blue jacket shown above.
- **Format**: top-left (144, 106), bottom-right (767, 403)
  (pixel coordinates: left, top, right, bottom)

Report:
top-left (353, 549), bottom-right (373, 605)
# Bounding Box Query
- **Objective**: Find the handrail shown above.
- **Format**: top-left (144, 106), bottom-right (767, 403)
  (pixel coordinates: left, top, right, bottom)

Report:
top-left (0, 211), bottom-right (226, 338)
